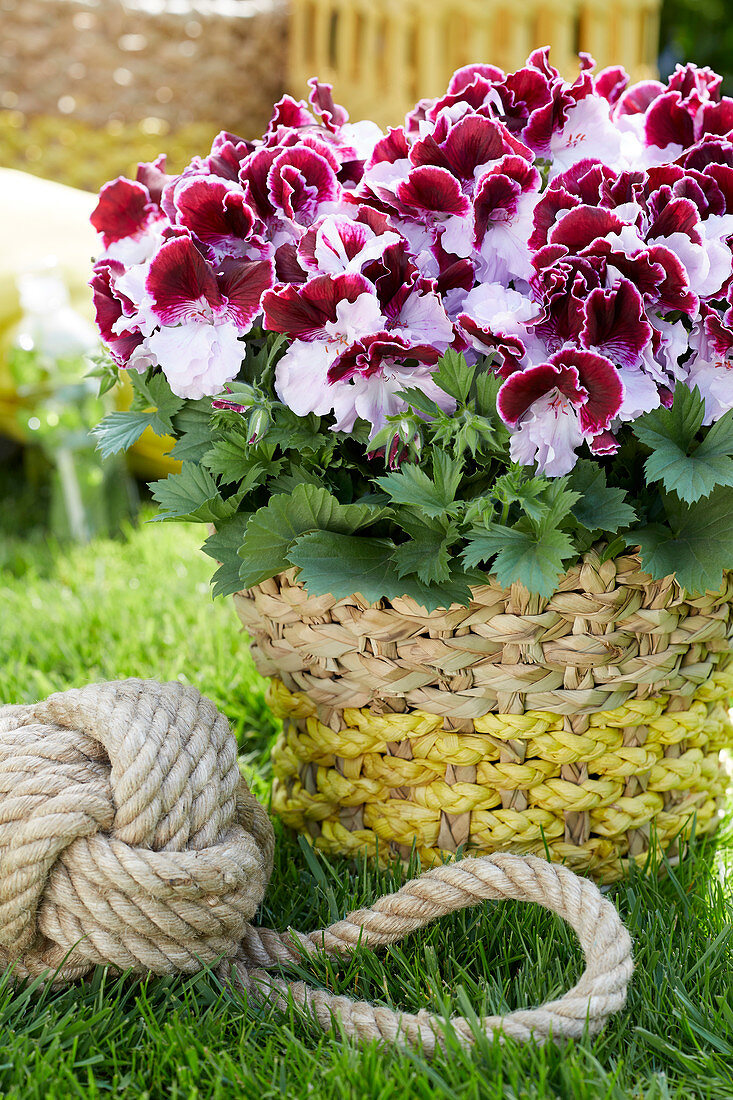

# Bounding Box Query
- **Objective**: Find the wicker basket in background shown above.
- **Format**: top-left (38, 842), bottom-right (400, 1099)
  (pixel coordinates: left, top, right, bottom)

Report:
top-left (234, 549), bottom-right (733, 881)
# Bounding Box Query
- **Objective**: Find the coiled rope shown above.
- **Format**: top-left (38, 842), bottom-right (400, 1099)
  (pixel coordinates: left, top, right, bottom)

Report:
top-left (0, 679), bottom-right (633, 1053)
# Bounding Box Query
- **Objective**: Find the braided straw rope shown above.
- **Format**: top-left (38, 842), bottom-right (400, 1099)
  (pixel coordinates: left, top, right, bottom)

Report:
top-left (0, 680), bottom-right (632, 1050)
top-left (233, 550), bottom-right (733, 878)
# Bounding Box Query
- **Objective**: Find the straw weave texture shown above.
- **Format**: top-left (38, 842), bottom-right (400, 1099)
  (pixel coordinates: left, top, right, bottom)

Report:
top-left (233, 549), bottom-right (733, 879)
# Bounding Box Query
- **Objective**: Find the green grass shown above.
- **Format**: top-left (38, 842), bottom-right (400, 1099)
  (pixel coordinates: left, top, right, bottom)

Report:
top-left (1, 476), bottom-right (732, 1099)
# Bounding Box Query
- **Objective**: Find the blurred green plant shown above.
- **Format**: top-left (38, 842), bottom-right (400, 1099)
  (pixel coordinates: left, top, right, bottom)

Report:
top-left (6, 345), bottom-right (137, 540)
top-left (661, 0), bottom-right (733, 91)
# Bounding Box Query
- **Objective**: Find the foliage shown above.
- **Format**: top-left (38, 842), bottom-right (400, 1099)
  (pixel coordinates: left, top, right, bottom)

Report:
top-left (95, 352), bottom-right (733, 605)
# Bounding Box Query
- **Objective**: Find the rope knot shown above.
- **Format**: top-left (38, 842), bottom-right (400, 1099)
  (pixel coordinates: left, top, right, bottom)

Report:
top-left (0, 679), bottom-right (274, 982)
top-left (0, 679), bottom-right (633, 1051)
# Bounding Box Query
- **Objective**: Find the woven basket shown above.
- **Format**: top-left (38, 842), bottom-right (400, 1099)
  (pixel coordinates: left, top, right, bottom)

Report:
top-left (233, 549), bottom-right (733, 881)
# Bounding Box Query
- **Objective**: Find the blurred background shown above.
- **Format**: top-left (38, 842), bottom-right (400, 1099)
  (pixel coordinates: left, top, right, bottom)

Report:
top-left (0, 0), bottom-right (720, 538)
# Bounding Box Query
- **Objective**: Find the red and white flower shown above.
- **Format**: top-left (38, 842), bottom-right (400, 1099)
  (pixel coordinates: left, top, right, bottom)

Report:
top-left (498, 348), bottom-right (624, 475)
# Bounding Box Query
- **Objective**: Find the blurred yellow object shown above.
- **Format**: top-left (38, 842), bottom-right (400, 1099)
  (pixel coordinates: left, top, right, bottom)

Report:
top-left (288, 0), bottom-right (662, 129)
top-left (0, 167), bottom-right (178, 479)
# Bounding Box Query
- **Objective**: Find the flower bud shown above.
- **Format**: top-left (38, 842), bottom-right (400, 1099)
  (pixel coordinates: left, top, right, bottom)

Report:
top-left (247, 407), bottom-right (270, 443)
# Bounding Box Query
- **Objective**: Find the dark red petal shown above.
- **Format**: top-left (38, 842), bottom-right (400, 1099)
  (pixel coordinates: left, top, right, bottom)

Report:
top-left (447, 63), bottom-right (504, 95)
top-left (366, 127), bottom-right (410, 169)
top-left (274, 242), bottom-right (308, 283)
top-left (217, 257), bottom-right (275, 329)
top-left (308, 78), bottom-right (349, 130)
top-left (328, 332), bottom-right (440, 383)
top-left (473, 174), bottom-right (522, 246)
top-left (239, 146), bottom-right (280, 219)
top-left (90, 260), bottom-right (144, 366)
top-left (704, 307), bottom-right (733, 355)
top-left (668, 64), bottom-right (722, 102)
top-left (700, 98), bottom-right (733, 139)
top-left (395, 165), bottom-right (471, 216)
top-left (206, 132), bottom-right (257, 181)
top-left (135, 155), bottom-right (170, 206)
top-left (497, 361), bottom-right (586, 424)
top-left (646, 195), bottom-right (701, 243)
top-left (548, 347), bottom-right (623, 432)
top-left (268, 146), bottom-right (339, 219)
top-left (595, 66), bottom-right (629, 106)
top-left (261, 272), bottom-right (372, 338)
top-left (679, 136), bottom-right (733, 172)
top-left (645, 244), bottom-right (698, 313)
top-left (91, 177), bottom-right (156, 246)
top-left (529, 189), bottom-right (580, 250)
top-left (589, 429), bottom-right (620, 455)
top-left (173, 178), bottom-right (256, 251)
top-left (580, 281), bottom-right (652, 368)
top-left (548, 205), bottom-right (624, 251)
top-left (644, 91), bottom-right (695, 149)
top-left (146, 235), bottom-right (223, 324)
top-left (266, 95), bottom-right (313, 133)
top-left (614, 79), bottom-right (664, 117)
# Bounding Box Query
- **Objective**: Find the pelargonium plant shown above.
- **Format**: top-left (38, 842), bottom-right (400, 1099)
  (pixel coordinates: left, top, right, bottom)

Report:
top-left (92, 50), bottom-right (733, 608)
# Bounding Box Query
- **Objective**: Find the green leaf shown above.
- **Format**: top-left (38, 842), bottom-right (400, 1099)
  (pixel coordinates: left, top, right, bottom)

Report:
top-left (91, 411), bottom-right (152, 459)
top-left (170, 399), bottom-right (215, 463)
top-left (129, 371), bottom-right (184, 436)
top-left (268, 465), bottom-right (325, 494)
top-left (432, 348), bottom-right (476, 403)
top-left (391, 513), bottom-right (456, 585)
top-left (462, 519), bottom-right (575, 597)
top-left (289, 532), bottom-right (406, 604)
top-left (237, 484), bottom-right (386, 589)
top-left (630, 487), bottom-right (733, 594)
top-left (202, 438), bottom-right (283, 490)
top-left (632, 385), bottom-right (733, 503)
top-left (202, 514), bottom-right (251, 598)
top-left (473, 368), bottom-right (503, 419)
top-left (85, 351), bottom-right (119, 397)
top-left (568, 460), bottom-right (637, 532)
top-left (634, 384), bottom-right (705, 455)
top-left (396, 386), bottom-right (443, 418)
top-left (376, 453), bottom-right (463, 518)
top-left (150, 463), bottom-right (239, 524)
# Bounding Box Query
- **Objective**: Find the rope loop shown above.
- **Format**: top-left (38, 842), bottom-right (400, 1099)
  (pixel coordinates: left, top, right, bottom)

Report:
top-left (0, 680), bottom-right (633, 1052)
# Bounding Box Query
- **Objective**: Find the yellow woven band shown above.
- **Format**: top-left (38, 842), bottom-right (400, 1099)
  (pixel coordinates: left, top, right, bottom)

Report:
top-left (266, 668), bottom-right (733, 882)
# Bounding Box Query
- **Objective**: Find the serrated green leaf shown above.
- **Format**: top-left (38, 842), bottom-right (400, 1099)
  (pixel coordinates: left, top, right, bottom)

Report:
top-left (462, 519), bottom-right (575, 597)
top-left (630, 487), bottom-right (733, 594)
top-left (376, 453), bottom-right (463, 518)
top-left (202, 514), bottom-right (252, 598)
top-left (473, 368), bottom-right (503, 419)
top-left (129, 371), bottom-right (184, 435)
top-left (150, 463), bottom-right (239, 524)
top-left (169, 400), bottom-right (215, 462)
top-left (288, 532), bottom-right (407, 604)
top-left (268, 465), bottom-right (325, 494)
top-left (391, 513), bottom-right (453, 584)
top-left (202, 438), bottom-right (283, 490)
top-left (91, 411), bottom-right (152, 459)
top-left (432, 349), bottom-right (476, 403)
top-left (568, 460), bottom-right (637, 531)
top-left (632, 384), bottom-right (733, 503)
top-left (396, 386), bottom-right (443, 418)
top-left (85, 351), bottom-right (119, 397)
top-left (237, 484), bottom-right (387, 589)
top-left (634, 383), bottom-right (706, 453)
top-left (290, 531), bottom-right (478, 610)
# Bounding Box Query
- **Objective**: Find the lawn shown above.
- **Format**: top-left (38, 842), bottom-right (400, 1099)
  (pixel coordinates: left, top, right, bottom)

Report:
top-left (0, 472), bottom-right (732, 1099)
